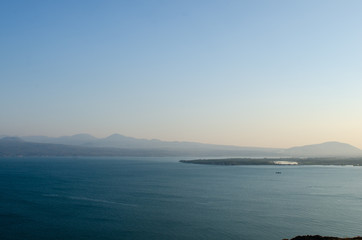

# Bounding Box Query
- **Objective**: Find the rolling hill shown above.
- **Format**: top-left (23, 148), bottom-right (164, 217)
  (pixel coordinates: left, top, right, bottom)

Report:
top-left (283, 141), bottom-right (362, 157)
top-left (1, 134), bottom-right (361, 158)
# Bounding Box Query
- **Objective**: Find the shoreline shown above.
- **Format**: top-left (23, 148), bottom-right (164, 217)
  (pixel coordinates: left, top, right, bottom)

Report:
top-left (180, 157), bottom-right (362, 166)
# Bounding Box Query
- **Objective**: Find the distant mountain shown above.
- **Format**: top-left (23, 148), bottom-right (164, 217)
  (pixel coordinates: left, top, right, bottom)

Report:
top-left (85, 133), bottom-right (160, 148)
top-left (0, 134), bottom-right (282, 157)
top-left (2, 134), bottom-right (361, 158)
top-left (0, 138), bottom-right (177, 157)
top-left (18, 133), bottom-right (282, 157)
top-left (0, 137), bottom-right (24, 142)
top-left (22, 134), bottom-right (97, 145)
top-left (283, 141), bottom-right (362, 157)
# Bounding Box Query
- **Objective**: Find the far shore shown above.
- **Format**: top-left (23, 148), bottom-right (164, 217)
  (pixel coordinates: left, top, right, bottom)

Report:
top-left (180, 157), bottom-right (362, 166)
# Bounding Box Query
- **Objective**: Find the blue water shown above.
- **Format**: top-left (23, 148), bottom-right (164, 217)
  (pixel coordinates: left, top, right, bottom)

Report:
top-left (1, 157), bottom-right (362, 240)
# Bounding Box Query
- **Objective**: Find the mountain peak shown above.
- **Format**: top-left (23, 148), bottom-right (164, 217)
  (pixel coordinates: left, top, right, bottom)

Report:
top-left (284, 141), bottom-right (362, 157)
top-left (104, 133), bottom-right (129, 140)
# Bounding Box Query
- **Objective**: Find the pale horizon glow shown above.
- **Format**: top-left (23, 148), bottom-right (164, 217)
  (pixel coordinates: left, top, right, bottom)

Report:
top-left (1, 1), bottom-right (362, 149)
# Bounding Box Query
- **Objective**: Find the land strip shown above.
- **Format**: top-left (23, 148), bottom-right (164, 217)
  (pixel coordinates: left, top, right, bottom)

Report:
top-left (180, 157), bottom-right (362, 166)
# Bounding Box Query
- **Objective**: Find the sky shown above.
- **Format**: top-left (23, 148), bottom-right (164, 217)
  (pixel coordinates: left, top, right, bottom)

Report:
top-left (1, 0), bottom-right (362, 148)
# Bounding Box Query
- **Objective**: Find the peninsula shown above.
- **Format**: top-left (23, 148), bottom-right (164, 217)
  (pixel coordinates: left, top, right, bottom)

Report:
top-left (180, 157), bottom-right (362, 166)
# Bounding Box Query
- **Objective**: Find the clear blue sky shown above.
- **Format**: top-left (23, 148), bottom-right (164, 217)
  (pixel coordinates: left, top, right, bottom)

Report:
top-left (1, 0), bottom-right (362, 148)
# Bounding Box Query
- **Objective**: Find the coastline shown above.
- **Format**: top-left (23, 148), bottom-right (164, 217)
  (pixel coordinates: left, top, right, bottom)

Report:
top-left (180, 157), bottom-right (362, 166)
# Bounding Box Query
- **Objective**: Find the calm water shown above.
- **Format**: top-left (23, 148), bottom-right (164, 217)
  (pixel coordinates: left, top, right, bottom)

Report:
top-left (1, 157), bottom-right (362, 240)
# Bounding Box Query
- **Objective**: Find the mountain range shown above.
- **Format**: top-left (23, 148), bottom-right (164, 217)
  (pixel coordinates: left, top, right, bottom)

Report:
top-left (0, 134), bottom-right (361, 157)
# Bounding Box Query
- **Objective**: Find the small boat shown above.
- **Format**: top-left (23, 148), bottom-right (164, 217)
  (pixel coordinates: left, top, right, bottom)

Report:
top-left (275, 171), bottom-right (282, 174)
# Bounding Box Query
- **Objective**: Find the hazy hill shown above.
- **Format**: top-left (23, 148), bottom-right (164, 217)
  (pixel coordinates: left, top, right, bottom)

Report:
top-left (2, 135), bottom-right (362, 158)
top-left (22, 134), bottom-right (97, 145)
top-left (283, 141), bottom-right (362, 157)
top-left (0, 137), bottom-right (24, 142)
top-left (0, 136), bottom-right (280, 157)
top-left (0, 137), bottom-right (184, 157)
top-left (20, 133), bottom-right (282, 157)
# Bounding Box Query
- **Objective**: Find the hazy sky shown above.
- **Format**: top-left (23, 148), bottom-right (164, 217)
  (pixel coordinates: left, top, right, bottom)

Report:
top-left (1, 0), bottom-right (362, 148)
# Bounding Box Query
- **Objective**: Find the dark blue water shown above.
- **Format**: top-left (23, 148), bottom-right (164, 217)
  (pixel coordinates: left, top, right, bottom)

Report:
top-left (1, 157), bottom-right (362, 240)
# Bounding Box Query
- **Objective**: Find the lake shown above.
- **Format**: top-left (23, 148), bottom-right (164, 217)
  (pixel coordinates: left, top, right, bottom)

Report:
top-left (1, 157), bottom-right (362, 240)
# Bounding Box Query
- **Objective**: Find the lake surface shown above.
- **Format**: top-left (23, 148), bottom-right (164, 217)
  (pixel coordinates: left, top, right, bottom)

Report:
top-left (1, 157), bottom-right (362, 240)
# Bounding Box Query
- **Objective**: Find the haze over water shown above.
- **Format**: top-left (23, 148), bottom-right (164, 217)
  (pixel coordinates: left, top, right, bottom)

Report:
top-left (1, 157), bottom-right (362, 240)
